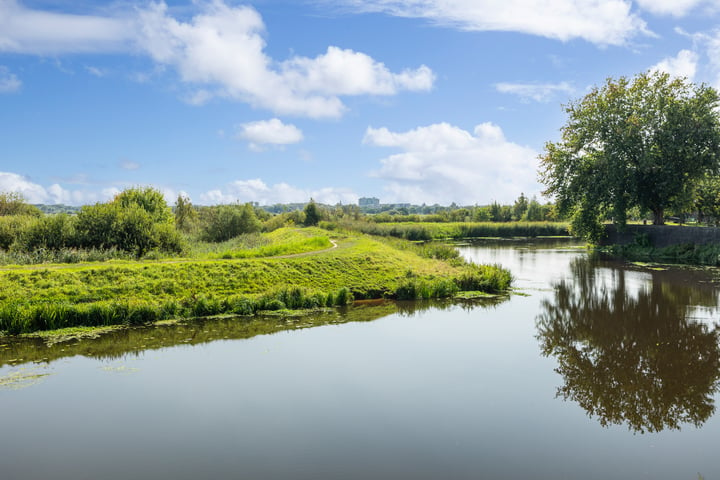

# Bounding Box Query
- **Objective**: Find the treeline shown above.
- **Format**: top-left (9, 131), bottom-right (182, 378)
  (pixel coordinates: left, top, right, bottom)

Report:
top-left (0, 187), bottom-right (568, 264)
top-left (366, 194), bottom-right (558, 223)
top-left (0, 189), bottom-right (331, 263)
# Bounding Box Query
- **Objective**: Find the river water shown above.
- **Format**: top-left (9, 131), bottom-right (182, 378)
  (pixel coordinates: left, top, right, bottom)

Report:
top-left (1, 239), bottom-right (719, 480)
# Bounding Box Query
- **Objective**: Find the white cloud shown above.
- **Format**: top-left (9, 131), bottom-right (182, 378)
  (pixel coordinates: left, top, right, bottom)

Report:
top-left (120, 160), bottom-right (140, 171)
top-left (334, 0), bottom-right (651, 46)
top-left (635, 0), bottom-right (710, 17)
top-left (236, 118), bottom-right (304, 151)
top-left (135, 2), bottom-right (433, 118)
top-left (200, 178), bottom-right (358, 205)
top-left (0, 0), bottom-right (133, 54)
top-left (0, 171), bottom-right (111, 205)
top-left (650, 49), bottom-right (698, 81)
top-left (495, 81), bottom-right (574, 102)
top-left (85, 66), bottom-right (107, 77)
top-left (0, 66), bottom-right (21, 92)
top-left (364, 122), bottom-right (540, 204)
top-left (0, 1), bottom-right (433, 118)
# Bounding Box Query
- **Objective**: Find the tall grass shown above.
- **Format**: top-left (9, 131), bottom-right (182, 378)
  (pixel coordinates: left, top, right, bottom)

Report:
top-left (325, 220), bottom-right (570, 240)
top-left (0, 286), bottom-right (356, 335)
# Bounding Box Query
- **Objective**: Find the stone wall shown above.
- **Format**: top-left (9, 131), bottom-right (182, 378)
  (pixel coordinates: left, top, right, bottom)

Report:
top-left (602, 224), bottom-right (720, 248)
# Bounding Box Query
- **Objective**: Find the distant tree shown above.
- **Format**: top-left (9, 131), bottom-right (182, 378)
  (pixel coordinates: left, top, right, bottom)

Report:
top-left (174, 194), bottom-right (197, 232)
top-left (540, 71), bottom-right (720, 240)
top-left (489, 202), bottom-right (502, 222)
top-left (473, 206), bottom-right (492, 222)
top-left (303, 199), bottom-right (322, 226)
top-left (523, 198), bottom-right (544, 221)
top-left (0, 192), bottom-right (42, 217)
top-left (513, 193), bottom-right (529, 221)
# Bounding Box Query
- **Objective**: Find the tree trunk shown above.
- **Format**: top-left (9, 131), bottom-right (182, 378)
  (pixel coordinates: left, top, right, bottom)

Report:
top-left (652, 208), bottom-right (664, 225)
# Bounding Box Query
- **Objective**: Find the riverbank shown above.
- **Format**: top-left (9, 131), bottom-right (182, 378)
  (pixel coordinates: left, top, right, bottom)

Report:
top-left (0, 228), bottom-right (512, 335)
top-left (599, 224), bottom-right (720, 266)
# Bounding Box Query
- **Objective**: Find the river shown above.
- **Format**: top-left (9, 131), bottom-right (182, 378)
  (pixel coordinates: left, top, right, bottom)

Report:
top-left (1, 239), bottom-right (719, 479)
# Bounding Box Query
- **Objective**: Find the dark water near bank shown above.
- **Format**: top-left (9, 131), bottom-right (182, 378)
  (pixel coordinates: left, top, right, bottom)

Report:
top-left (1, 239), bottom-right (720, 480)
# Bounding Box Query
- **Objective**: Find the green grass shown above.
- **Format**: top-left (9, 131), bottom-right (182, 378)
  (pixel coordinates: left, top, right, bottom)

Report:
top-left (0, 228), bottom-right (511, 335)
top-left (191, 227), bottom-right (333, 259)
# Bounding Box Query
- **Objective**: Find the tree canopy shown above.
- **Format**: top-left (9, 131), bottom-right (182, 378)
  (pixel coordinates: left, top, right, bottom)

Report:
top-left (540, 71), bottom-right (720, 240)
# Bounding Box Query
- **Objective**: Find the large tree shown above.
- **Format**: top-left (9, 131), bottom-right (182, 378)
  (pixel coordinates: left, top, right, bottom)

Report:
top-left (540, 71), bottom-right (720, 240)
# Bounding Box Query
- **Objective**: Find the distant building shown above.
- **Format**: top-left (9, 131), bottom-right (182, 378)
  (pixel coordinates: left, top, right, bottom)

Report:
top-left (358, 197), bottom-right (380, 206)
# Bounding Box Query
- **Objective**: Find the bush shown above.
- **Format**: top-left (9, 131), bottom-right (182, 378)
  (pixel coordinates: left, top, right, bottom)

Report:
top-left (15, 214), bottom-right (77, 251)
top-left (200, 204), bottom-right (262, 242)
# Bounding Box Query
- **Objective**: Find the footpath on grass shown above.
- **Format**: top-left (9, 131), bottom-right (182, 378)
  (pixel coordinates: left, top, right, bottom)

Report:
top-left (0, 228), bottom-right (512, 335)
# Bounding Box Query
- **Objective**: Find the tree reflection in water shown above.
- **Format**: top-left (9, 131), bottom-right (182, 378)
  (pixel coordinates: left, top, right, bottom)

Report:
top-left (537, 256), bottom-right (720, 433)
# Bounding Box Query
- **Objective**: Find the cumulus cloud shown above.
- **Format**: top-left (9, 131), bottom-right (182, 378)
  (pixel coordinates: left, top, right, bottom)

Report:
top-left (334, 0), bottom-right (650, 46)
top-left (200, 178), bottom-right (358, 205)
top-left (495, 81), bottom-right (574, 102)
top-left (650, 49), bottom-right (698, 81)
top-left (364, 122), bottom-right (540, 204)
top-left (0, 66), bottom-right (21, 92)
top-left (0, 1), bottom-right (433, 118)
top-left (0, 171), bottom-right (112, 205)
top-left (135, 3), bottom-right (433, 117)
top-left (236, 118), bottom-right (304, 151)
top-left (635, 0), bottom-right (710, 17)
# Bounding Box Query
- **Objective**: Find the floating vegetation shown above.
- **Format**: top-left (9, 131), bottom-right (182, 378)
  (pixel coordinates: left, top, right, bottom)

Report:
top-left (100, 365), bottom-right (140, 375)
top-left (0, 366), bottom-right (52, 390)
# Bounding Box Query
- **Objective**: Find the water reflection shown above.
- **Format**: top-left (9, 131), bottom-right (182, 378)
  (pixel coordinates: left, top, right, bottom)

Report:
top-left (537, 256), bottom-right (720, 433)
top-left (0, 296), bottom-right (507, 369)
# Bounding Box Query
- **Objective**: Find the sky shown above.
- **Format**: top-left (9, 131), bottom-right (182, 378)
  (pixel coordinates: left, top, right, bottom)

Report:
top-left (1, 0), bottom-right (720, 207)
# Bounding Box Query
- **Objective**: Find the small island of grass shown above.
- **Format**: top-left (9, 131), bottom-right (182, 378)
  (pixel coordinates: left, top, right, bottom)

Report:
top-left (0, 226), bottom-right (511, 335)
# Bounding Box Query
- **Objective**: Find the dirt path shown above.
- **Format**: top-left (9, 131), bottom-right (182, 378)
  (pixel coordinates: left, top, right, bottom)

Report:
top-left (273, 239), bottom-right (338, 259)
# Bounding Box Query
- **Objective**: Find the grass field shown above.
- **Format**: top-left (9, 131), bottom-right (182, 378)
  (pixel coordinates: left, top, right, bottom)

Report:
top-left (0, 228), bottom-right (511, 335)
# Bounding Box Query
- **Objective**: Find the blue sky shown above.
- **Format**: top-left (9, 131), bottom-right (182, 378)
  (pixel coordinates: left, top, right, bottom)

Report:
top-left (1, 0), bottom-right (719, 206)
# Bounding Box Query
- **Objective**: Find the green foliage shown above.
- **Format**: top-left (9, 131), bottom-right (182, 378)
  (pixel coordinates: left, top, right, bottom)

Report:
top-left (199, 203), bottom-right (262, 242)
top-left (15, 214), bottom-right (77, 251)
top-left (113, 186), bottom-right (173, 224)
top-left (0, 215), bottom-right (35, 250)
top-left (174, 194), bottom-right (198, 232)
top-left (303, 199), bottom-right (322, 226)
top-left (694, 174), bottom-right (720, 225)
top-left (263, 210), bottom-right (305, 232)
top-left (332, 220), bottom-right (570, 240)
top-left (74, 188), bottom-right (185, 257)
top-left (540, 71), bottom-right (720, 240)
top-left (0, 192), bottom-right (42, 217)
top-left (513, 193), bottom-right (529, 221)
top-left (523, 198), bottom-right (544, 221)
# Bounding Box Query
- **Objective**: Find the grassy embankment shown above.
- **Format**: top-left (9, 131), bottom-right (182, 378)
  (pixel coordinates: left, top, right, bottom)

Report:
top-left (0, 227), bottom-right (511, 335)
top-left (324, 220), bottom-right (571, 241)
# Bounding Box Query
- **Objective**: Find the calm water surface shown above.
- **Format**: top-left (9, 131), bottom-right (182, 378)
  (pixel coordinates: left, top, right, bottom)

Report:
top-left (1, 239), bottom-right (719, 480)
